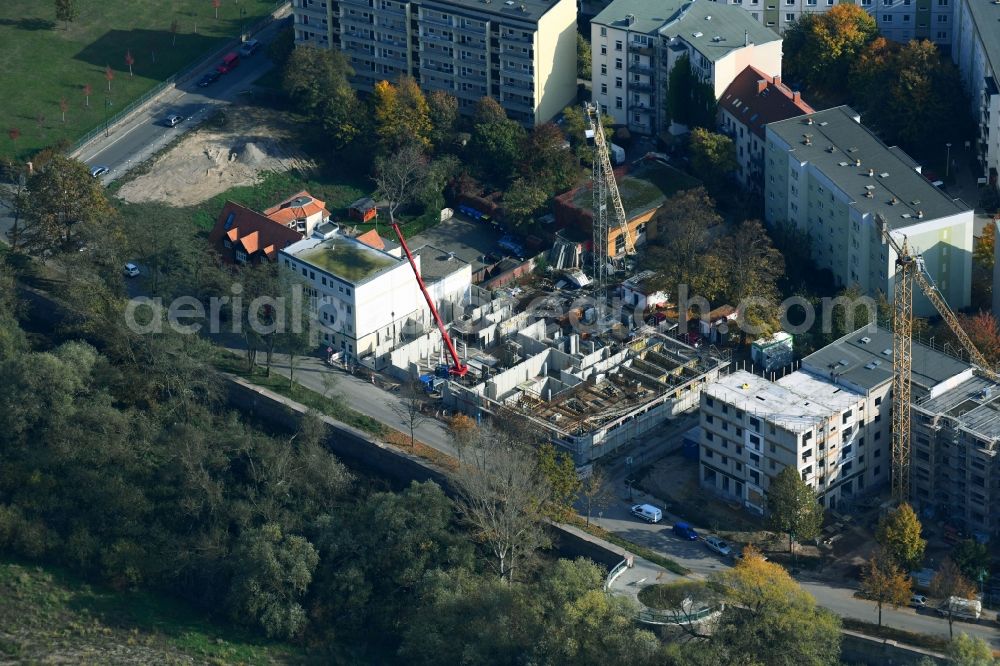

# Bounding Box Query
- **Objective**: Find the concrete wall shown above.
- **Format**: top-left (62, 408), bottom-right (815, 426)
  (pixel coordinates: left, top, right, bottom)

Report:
top-left (711, 40), bottom-right (782, 99)
top-left (535, 0), bottom-right (578, 124)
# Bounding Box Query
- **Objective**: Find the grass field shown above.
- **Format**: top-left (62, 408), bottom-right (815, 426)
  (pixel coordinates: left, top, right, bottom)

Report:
top-left (0, 559), bottom-right (302, 663)
top-left (0, 0), bottom-right (281, 160)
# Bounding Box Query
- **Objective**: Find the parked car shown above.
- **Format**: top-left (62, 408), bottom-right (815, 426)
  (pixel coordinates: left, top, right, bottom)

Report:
top-left (910, 594), bottom-right (928, 608)
top-left (216, 52), bottom-right (240, 74)
top-left (239, 39), bottom-right (261, 56)
top-left (672, 522), bottom-right (699, 541)
top-left (197, 70), bottom-right (221, 87)
top-left (937, 596), bottom-right (981, 621)
top-left (89, 165), bottom-right (109, 178)
top-left (703, 535), bottom-right (732, 556)
top-left (123, 263), bottom-right (140, 278)
top-left (631, 504), bottom-right (663, 524)
top-left (163, 114), bottom-right (184, 127)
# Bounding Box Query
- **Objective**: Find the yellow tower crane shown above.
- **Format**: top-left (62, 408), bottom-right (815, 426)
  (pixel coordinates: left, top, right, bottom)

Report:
top-left (876, 214), bottom-right (1000, 502)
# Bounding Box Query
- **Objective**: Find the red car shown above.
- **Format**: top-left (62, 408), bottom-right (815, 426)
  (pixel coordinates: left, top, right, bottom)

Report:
top-left (217, 52), bottom-right (240, 74)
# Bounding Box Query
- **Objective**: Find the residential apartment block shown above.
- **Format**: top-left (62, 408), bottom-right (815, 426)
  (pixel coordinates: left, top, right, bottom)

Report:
top-left (280, 228), bottom-right (471, 367)
top-left (702, 325), bottom-right (1000, 531)
top-left (718, 65), bottom-right (814, 192)
top-left (590, 0), bottom-right (781, 135)
top-left (764, 106), bottom-right (974, 316)
top-left (711, 0), bottom-right (954, 48)
top-left (952, 0), bottom-right (1000, 185)
top-left (700, 368), bottom-right (880, 513)
top-left (291, 0), bottom-right (577, 125)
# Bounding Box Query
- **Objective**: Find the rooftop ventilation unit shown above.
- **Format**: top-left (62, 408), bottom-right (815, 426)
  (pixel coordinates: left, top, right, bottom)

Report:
top-left (880, 172), bottom-right (890, 178)
top-left (819, 121), bottom-right (829, 126)
top-left (855, 158), bottom-right (862, 167)
top-left (882, 348), bottom-right (892, 356)
top-left (692, 31), bottom-right (703, 37)
top-left (827, 146), bottom-right (836, 153)
top-left (916, 210), bottom-right (924, 218)
top-left (864, 184), bottom-right (875, 190)
top-left (859, 336), bottom-right (871, 344)
top-left (806, 118), bottom-right (814, 125)
top-left (838, 161), bottom-right (849, 167)
top-left (890, 196), bottom-right (898, 205)
top-left (868, 168), bottom-right (875, 177)
top-left (705, 14), bottom-right (712, 19)
top-left (711, 35), bottom-right (723, 42)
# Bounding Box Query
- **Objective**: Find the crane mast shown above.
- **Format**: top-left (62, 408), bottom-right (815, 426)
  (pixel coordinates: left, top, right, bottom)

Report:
top-left (877, 213), bottom-right (999, 502)
top-left (585, 103), bottom-right (635, 301)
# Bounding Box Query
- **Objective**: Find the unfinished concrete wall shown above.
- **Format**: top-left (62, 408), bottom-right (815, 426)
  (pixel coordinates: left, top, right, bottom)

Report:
top-left (387, 329), bottom-right (445, 380)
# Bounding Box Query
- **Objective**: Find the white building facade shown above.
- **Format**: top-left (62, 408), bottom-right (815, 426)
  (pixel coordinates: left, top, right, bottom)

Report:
top-left (764, 106), bottom-right (974, 316)
top-left (291, 0), bottom-right (577, 125)
top-left (590, 0), bottom-right (781, 135)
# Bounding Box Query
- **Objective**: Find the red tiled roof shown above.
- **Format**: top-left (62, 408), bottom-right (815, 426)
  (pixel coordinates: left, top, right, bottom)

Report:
top-left (264, 190), bottom-right (328, 226)
top-left (208, 201), bottom-right (303, 263)
top-left (355, 229), bottom-right (386, 250)
top-left (718, 66), bottom-right (815, 140)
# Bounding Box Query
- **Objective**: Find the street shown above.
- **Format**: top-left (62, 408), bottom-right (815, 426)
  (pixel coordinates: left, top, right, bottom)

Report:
top-left (75, 16), bottom-right (290, 185)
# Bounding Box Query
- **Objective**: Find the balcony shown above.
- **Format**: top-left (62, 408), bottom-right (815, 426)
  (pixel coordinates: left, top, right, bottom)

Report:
top-left (339, 0), bottom-right (371, 7)
top-left (421, 30), bottom-right (454, 43)
top-left (420, 13), bottom-right (452, 27)
top-left (631, 81), bottom-right (655, 93)
top-left (501, 47), bottom-right (533, 61)
top-left (454, 21), bottom-right (487, 35)
top-left (628, 43), bottom-right (653, 55)
top-left (502, 97), bottom-right (534, 113)
top-left (297, 4), bottom-right (328, 19)
top-left (419, 62), bottom-right (455, 75)
top-left (500, 66), bottom-right (534, 82)
top-left (500, 31), bottom-right (533, 44)
top-left (501, 78), bottom-right (533, 93)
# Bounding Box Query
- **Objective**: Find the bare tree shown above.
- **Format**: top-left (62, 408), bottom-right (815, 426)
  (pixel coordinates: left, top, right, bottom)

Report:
top-left (931, 557), bottom-right (977, 638)
top-left (452, 423), bottom-right (551, 582)
top-left (392, 380), bottom-right (429, 448)
top-left (82, 84), bottom-right (91, 108)
top-left (170, 19), bottom-right (179, 47)
top-left (59, 97), bottom-right (68, 123)
top-left (212, 0), bottom-right (221, 19)
top-left (104, 64), bottom-right (114, 92)
top-left (372, 142), bottom-right (429, 231)
top-left (579, 466), bottom-right (614, 526)
top-left (125, 50), bottom-right (134, 78)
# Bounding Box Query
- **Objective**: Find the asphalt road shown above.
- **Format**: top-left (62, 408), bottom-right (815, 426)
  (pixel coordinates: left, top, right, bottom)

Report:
top-left (76, 16), bottom-right (290, 185)
top-left (595, 483), bottom-right (1000, 647)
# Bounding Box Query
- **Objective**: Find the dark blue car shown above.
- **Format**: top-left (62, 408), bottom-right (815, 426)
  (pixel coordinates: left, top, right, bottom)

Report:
top-left (672, 522), bottom-right (699, 540)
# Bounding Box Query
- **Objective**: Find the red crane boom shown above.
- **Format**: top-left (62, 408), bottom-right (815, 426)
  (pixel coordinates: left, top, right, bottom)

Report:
top-left (390, 222), bottom-right (468, 376)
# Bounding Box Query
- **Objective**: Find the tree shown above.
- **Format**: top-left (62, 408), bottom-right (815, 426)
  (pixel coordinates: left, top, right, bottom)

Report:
top-left (947, 633), bottom-right (996, 666)
top-left (859, 550), bottom-right (912, 626)
top-left (766, 465), bottom-right (824, 554)
top-left (641, 187), bottom-right (726, 300)
top-left (212, 0), bottom-right (221, 19)
top-left (578, 466), bottom-right (613, 526)
top-left (719, 218), bottom-right (785, 340)
top-left (952, 539), bottom-right (990, 584)
top-left (124, 50), bottom-right (134, 78)
top-left (283, 46), bottom-right (361, 150)
top-left (782, 4), bottom-right (877, 97)
top-left (666, 54), bottom-right (716, 128)
top-left (452, 423), bottom-right (551, 581)
top-left (373, 78), bottom-right (432, 152)
top-left (55, 0), bottom-right (78, 30)
top-left (8, 127), bottom-right (20, 151)
top-left (427, 90), bottom-right (459, 150)
top-left (875, 503), bottom-right (926, 571)
top-left (82, 83), bottom-right (91, 108)
top-left (448, 413), bottom-right (477, 458)
top-left (468, 102), bottom-right (527, 187)
top-left (953, 312), bottom-right (1000, 366)
top-left (59, 97), bottom-right (68, 123)
top-left (689, 127), bottom-right (737, 190)
top-left (710, 549), bottom-right (842, 666)
top-left (104, 64), bottom-right (114, 92)
top-left (170, 19), bottom-right (179, 47)
top-left (19, 155), bottom-right (115, 255)
top-left (974, 222), bottom-right (995, 270)
top-left (537, 442), bottom-right (580, 519)
top-left (393, 381), bottom-right (429, 448)
top-left (373, 143), bottom-right (430, 228)
top-left (516, 122), bottom-right (579, 194)
top-left (503, 178), bottom-right (548, 229)
top-left (931, 558), bottom-right (977, 638)
top-left (227, 523), bottom-right (318, 639)
top-left (577, 33), bottom-right (592, 79)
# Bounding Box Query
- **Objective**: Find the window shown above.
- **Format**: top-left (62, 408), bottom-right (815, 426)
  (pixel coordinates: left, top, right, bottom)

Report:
top-left (615, 76), bottom-right (622, 88)
top-left (615, 40), bottom-right (623, 51)
top-left (937, 0), bottom-right (947, 4)
top-left (600, 83), bottom-right (607, 95)
top-left (236, 250), bottom-right (248, 263)
top-left (706, 431), bottom-right (714, 441)
top-left (874, 465), bottom-right (881, 476)
top-left (704, 447), bottom-right (714, 459)
top-left (883, 14), bottom-right (892, 21)
top-left (706, 397), bottom-right (715, 407)
top-left (615, 96), bottom-right (623, 109)
top-left (874, 431), bottom-right (881, 440)
top-left (615, 58), bottom-right (622, 70)
top-left (706, 414), bottom-right (714, 424)
top-left (600, 27), bottom-right (607, 36)
top-left (600, 45), bottom-right (607, 55)
top-left (223, 239), bottom-right (232, 248)
top-left (785, 12), bottom-right (794, 20)
top-left (874, 448), bottom-right (881, 458)
top-left (749, 417), bottom-right (760, 431)
top-left (600, 64), bottom-right (607, 75)
top-left (874, 396), bottom-right (882, 406)
top-left (936, 30), bottom-right (946, 37)
top-left (937, 14), bottom-right (947, 21)
top-left (769, 443), bottom-right (776, 454)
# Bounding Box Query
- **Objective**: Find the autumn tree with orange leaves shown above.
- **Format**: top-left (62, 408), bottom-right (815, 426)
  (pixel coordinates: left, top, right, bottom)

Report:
top-left (782, 4), bottom-right (877, 98)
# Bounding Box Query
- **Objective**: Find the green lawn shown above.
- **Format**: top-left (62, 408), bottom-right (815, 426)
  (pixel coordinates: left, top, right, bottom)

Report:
top-left (0, 559), bottom-right (303, 663)
top-left (572, 161), bottom-right (702, 219)
top-left (0, 0), bottom-right (281, 160)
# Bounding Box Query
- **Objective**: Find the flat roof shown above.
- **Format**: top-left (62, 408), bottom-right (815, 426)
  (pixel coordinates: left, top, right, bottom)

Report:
top-left (706, 370), bottom-right (862, 433)
top-left (801, 325), bottom-right (970, 393)
top-left (413, 245), bottom-right (471, 281)
top-left (767, 106), bottom-right (970, 226)
top-left (421, 0), bottom-right (560, 24)
top-left (963, 0), bottom-right (1000, 82)
top-left (593, 0), bottom-right (778, 61)
top-left (284, 236), bottom-right (402, 284)
top-left (917, 376), bottom-right (1000, 441)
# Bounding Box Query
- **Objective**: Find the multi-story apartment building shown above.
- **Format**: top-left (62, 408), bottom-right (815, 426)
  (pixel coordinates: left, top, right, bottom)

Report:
top-left (291, 0), bottom-right (577, 125)
top-left (702, 325), bottom-right (1000, 527)
top-left (590, 0), bottom-right (781, 135)
top-left (280, 229), bottom-right (471, 367)
top-left (718, 65), bottom-right (814, 192)
top-left (700, 368), bottom-right (878, 513)
top-left (711, 0), bottom-right (954, 48)
top-left (764, 106), bottom-right (974, 316)
top-left (952, 0), bottom-right (1000, 186)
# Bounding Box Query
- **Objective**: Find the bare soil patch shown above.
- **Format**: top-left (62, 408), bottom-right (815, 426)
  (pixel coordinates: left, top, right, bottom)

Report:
top-left (117, 105), bottom-right (312, 207)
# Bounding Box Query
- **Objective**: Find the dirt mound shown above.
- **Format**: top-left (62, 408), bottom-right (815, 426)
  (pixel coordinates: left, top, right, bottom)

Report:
top-left (117, 106), bottom-right (311, 207)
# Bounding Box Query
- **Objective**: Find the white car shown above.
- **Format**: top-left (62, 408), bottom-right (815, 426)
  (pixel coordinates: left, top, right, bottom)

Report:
top-left (703, 535), bottom-right (732, 557)
top-left (910, 594), bottom-right (928, 608)
top-left (123, 263), bottom-right (140, 277)
top-left (89, 165), bottom-right (109, 178)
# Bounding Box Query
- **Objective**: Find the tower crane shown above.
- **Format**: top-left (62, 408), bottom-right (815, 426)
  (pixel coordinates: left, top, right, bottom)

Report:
top-left (585, 103), bottom-right (635, 300)
top-left (876, 213), bottom-right (998, 502)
